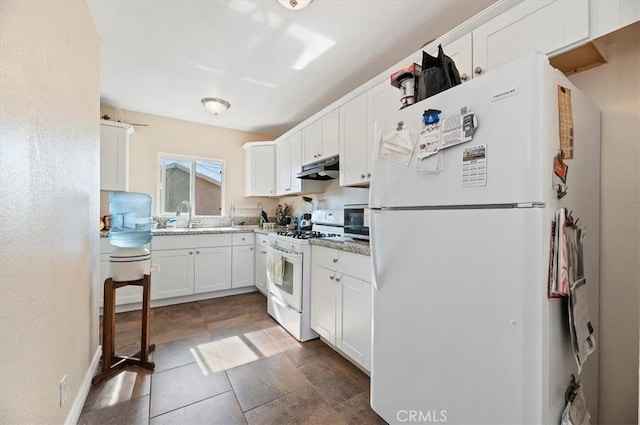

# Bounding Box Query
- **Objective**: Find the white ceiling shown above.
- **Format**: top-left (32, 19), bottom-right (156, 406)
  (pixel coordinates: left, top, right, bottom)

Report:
top-left (88, 0), bottom-right (496, 137)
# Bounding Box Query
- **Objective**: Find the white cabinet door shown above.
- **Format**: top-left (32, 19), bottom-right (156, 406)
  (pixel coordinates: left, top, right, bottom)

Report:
top-left (338, 274), bottom-right (372, 371)
top-left (590, 0), bottom-right (640, 39)
top-left (288, 132), bottom-right (303, 193)
top-left (339, 92), bottom-right (368, 187)
top-left (367, 80), bottom-right (400, 182)
top-left (151, 249), bottom-right (194, 300)
top-left (276, 137), bottom-right (291, 195)
top-left (472, 0), bottom-right (589, 77)
top-left (244, 143), bottom-right (276, 197)
top-left (100, 123), bottom-right (131, 191)
top-left (254, 238), bottom-right (268, 294)
top-left (310, 264), bottom-right (337, 344)
top-left (425, 33), bottom-right (473, 83)
top-left (194, 246), bottom-right (232, 293)
top-left (301, 120), bottom-right (322, 165)
top-left (320, 108), bottom-right (339, 160)
top-left (232, 245), bottom-right (255, 288)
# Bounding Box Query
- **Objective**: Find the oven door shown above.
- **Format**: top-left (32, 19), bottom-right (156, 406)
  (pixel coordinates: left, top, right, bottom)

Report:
top-left (267, 245), bottom-right (303, 312)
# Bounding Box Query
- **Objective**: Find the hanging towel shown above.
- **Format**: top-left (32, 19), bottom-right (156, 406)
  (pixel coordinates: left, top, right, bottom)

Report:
top-left (267, 249), bottom-right (284, 286)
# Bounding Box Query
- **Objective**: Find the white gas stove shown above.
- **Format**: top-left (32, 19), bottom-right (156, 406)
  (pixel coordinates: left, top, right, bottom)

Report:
top-left (266, 209), bottom-right (343, 341)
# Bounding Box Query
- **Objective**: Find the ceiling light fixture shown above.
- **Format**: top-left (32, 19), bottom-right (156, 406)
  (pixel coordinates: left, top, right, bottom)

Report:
top-left (278, 0), bottom-right (312, 10)
top-left (201, 97), bottom-right (230, 115)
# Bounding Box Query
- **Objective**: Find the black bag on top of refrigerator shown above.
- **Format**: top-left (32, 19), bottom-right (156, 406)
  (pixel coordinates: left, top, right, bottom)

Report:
top-left (416, 44), bottom-right (462, 102)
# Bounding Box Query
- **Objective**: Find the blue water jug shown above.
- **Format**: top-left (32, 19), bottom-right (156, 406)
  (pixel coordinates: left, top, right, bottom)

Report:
top-left (108, 192), bottom-right (153, 248)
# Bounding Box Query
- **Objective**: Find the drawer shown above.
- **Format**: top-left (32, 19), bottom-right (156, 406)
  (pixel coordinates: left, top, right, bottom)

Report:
top-left (256, 234), bottom-right (269, 248)
top-left (233, 232), bottom-right (254, 246)
top-left (152, 233), bottom-right (232, 250)
top-left (311, 245), bottom-right (372, 283)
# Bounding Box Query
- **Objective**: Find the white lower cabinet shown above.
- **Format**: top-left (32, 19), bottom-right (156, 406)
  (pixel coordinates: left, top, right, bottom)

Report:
top-left (194, 247), bottom-right (232, 293)
top-left (310, 245), bottom-right (372, 371)
top-left (338, 274), bottom-right (372, 370)
top-left (310, 264), bottom-right (338, 343)
top-left (151, 248), bottom-right (195, 300)
top-left (255, 234), bottom-right (269, 294)
top-left (232, 245), bottom-right (255, 288)
top-left (150, 232), bottom-right (255, 301)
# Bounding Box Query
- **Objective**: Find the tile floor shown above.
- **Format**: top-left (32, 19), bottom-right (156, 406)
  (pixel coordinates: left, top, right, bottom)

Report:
top-left (80, 292), bottom-right (386, 424)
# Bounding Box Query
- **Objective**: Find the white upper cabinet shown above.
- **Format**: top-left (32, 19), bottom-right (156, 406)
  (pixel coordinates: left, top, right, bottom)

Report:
top-left (276, 132), bottom-right (323, 196)
top-left (472, 0), bottom-right (589, 77)
top-left (301, 120), bottom-right (322, 165)
top-left (339, 92), bottom-right (369, 187)
top-left (302, 108), bottom-right (340, 165)
top-left (320, 108), bottom-right (340, 160)
top-left (276, 136), bottom-right (292, 195)
top-left (100, 120), bottom-right (134, 191)
top-left (425, 33), bottom-right (473, 83)
top-left (590, 0), bottom-right (640, 39)
top-left (243, 142), bottom-right (276, 197)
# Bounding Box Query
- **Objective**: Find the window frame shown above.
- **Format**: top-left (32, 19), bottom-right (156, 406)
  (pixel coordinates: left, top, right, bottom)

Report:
top-left (157, 152), bottom-right (226, 217)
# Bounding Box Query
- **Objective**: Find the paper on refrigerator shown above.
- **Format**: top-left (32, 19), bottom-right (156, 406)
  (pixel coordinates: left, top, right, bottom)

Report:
top-left (561, 382), bottom-right (591, 425)
top-left (380, 125), bottom-right (416, 166)
top-left (569, 278), bottom-right (596, 373)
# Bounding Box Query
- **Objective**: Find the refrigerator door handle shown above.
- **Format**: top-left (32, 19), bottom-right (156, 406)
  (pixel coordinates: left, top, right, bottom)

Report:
top-left (370, 209), bottom-right (380, 290)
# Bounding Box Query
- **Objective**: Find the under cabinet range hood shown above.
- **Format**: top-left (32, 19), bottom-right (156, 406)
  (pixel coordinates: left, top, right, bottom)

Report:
top-left (296, 155), bottom-right (339, 180)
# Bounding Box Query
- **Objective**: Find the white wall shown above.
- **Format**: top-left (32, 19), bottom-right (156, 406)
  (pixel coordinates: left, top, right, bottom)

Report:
top-left (0, 1), bottom-right (99, 423)
top-left (99, 107), bottom-right (279, 218)
top-left (568, 23), bottom-right (640, 424)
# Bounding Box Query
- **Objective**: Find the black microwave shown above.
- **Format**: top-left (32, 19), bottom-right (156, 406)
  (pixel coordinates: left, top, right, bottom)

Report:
top-left (343, 204), bottom-right (369, 240)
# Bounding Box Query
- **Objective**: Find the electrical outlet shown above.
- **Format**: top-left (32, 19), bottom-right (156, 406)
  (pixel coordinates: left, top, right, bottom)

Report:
top-left (59, 375), bottom-right (68, 407)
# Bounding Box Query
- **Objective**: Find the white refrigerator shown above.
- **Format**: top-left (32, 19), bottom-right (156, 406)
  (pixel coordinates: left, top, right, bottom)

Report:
top-left (369, 54), bottom-right (600, 424)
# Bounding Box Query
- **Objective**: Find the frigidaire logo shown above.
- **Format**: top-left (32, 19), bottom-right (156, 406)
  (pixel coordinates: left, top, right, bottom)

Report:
top-left (396, 410), bottom-right (448, 423)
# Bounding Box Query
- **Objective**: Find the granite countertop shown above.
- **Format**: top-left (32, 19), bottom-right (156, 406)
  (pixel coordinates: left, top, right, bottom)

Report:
top-left (100, 226), bottom-right (264, 238)
top-left (309, 238), bottom-right (371, 256)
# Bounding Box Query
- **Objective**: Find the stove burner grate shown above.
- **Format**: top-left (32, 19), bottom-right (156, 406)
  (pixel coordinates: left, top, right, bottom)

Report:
top-left (276, 230), bottom-right (338, 240)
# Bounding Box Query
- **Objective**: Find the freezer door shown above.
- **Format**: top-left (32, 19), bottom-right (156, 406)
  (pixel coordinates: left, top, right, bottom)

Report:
top-left (370, 54), bottom-right (550, 209)
top-left (370, 207), bottom-right (546, 424)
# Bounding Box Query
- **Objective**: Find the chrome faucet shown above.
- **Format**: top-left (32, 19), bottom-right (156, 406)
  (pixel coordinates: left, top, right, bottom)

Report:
top-left (176, 200), bottom-right (193, 228)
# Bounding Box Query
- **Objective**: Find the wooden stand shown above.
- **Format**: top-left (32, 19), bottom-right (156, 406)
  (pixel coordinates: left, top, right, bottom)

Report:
top-left (92, 275), bottom-right (155, 385)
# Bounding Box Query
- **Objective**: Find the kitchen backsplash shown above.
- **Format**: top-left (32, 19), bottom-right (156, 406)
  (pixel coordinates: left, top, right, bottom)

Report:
top-left (278, 179), bottom-right (369, 215)
top-left (100, 179), bottom-right (368, 227)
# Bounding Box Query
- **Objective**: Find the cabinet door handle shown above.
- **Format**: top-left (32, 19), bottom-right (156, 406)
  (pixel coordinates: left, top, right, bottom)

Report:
top-left (196, 251), bottom-right (200, 254)
top-left (189, 251), bottom-right (194, 255)
top-left (332, 258), bottom-right (338, 263)
top-left (250, 247), bottom-right (253, 251)
top-left (329, 275), bottom-right (335, 280)
top-left (474, 66), bottom-right (483, 75)
top-left (360, 174), bottom-right (365, 178)
top-left (461, 73), bottom-right (469, 81)
top-left (367, 172), bottom-right (371, 177)
top-left (241, 237), bottom-right (245, 241)
top-left (335, 277), bottom-right (341, 282)
top-left (261, 250), bottom-right (267, 254)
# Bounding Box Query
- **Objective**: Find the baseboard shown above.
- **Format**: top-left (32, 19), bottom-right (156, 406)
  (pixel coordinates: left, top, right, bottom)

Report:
top-left (64, 346), bottom-right (102, 425)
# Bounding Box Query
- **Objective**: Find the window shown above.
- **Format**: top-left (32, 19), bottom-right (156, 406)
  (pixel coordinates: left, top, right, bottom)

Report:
top-left (158, 153), bottom-right (225, 216)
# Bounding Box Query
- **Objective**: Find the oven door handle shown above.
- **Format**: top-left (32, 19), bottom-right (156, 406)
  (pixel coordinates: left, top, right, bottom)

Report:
top-left (269, 245), bottom-right (302, 263)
